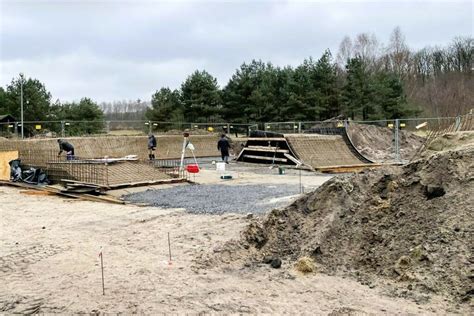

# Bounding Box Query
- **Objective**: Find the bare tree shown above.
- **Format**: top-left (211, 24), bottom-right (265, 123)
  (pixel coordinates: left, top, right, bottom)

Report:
top-left (353, 33), bottom-right (380, 70)
top-left (387, 26), bottom-right (411, 79)
top-left (449, 37), bottom-right (473, 74)
top-left (336, 36), bottom-right (353, 67)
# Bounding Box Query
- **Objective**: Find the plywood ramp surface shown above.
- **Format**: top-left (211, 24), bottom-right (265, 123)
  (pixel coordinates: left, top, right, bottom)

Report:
top-left (285, 134), bottom-right (370, 168)
top-left (0, 151), bottom-right (19, 180)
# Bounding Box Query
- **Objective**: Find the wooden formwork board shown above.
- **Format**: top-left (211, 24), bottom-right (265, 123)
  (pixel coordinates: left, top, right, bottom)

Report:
top-left (316, 163), bottom-right (382, 173)
top-left (0, 151), bottom-right (18, 180)
top-left (242, 154), bottom-right (288, 162)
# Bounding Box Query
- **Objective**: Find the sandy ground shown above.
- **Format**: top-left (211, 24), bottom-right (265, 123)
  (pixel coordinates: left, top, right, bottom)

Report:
top-left (0, 179), bottom-right (463, 314)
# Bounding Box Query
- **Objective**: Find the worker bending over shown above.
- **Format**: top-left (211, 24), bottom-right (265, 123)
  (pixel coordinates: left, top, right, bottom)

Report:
top-left (57, 139), bottom-right (75, 160)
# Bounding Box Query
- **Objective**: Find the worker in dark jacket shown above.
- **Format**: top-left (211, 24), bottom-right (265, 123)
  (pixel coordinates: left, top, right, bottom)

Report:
top-left (57, 139), bottom-right (75, 160)
top-left (217, 134), bottom-right (230, 164)
top-left (148, 134), bottom-right (157, 161)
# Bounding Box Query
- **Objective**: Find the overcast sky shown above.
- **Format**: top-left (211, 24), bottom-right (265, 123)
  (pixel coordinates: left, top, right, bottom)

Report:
top-left (0, 0), bottom-right (472, 103)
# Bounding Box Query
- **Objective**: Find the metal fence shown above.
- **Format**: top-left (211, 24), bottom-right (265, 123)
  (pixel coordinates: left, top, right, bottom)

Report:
top-left (263, 117), bottom-right (473, 134)
top-left (0, 120), bottom-right (257, 138)
top-left (2, 114), bottom-right (473, 164)
top-left (263, 114), bottom-right (473, 163)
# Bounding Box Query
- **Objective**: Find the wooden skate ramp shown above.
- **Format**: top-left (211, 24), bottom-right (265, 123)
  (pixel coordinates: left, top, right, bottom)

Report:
top-left (0, 135), bottom-right (220, 160)
top-left (285, 134), bottom-right (373, 170)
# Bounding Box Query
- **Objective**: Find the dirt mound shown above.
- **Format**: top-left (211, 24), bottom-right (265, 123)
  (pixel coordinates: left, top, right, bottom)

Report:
top-left (213, 145), bottom-right (473, 303)
top-left (422, 131), bottom-right (474, 158)
top-left (347, 123), bottom-right (424, 161)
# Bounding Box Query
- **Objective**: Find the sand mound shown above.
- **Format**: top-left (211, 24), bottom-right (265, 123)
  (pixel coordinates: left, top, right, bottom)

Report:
top-left (422, 131), bottom-right (474, 157)
top-left (347, 123), bottom-right (424, 161)
top-left (213, 144), bottom-right (473, 303)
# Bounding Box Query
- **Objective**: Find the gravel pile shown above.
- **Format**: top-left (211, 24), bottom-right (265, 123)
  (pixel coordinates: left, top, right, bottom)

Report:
top-left (124, 184), bottom-right (300, 214)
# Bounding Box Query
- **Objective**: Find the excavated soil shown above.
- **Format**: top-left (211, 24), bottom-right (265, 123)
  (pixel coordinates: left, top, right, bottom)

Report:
top-left (347, 123), bottom-right (424, 161)
top-left (422, 131), bottom-right (474, 158)
top-left (210, 142), bottom-right (473, 305)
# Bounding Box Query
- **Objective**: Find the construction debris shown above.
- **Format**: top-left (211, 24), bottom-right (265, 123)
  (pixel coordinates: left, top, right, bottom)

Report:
top-left (0, 180), bottom-right (125, 204)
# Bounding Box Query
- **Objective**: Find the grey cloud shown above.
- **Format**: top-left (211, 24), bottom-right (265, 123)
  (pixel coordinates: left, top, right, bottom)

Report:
top-left (0, 0), bottom-right (472, 102)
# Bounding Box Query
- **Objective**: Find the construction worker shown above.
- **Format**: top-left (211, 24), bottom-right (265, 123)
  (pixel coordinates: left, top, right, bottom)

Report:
top-left (148, 134), bottom-right (157, 161)
top-left (57, 139), bottom-right (75, 160)
top-left (217, 134), bottom-right (230, 164)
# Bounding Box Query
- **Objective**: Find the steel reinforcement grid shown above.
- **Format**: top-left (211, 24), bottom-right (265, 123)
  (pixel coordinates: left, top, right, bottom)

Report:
top-left (17, 150), bottom-right (188, 186)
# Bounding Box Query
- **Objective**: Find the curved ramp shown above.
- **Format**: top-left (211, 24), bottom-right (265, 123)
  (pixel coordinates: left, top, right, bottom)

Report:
top-left (285, 134), bottom-right (373, 170)
top-left (237, 128), bottom-right (375, 171)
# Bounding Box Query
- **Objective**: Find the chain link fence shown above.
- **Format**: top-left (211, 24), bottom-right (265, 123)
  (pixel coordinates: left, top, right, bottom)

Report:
top-left (0, 120), bottom-right (256, 138)
top-left (2, 114), bottom-right (472, 163)
top-left (263, 114), bottom-right (473, 163)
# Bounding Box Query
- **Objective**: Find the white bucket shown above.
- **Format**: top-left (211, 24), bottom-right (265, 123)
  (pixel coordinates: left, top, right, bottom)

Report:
top-left (216, 162), bottom-right (226, 172)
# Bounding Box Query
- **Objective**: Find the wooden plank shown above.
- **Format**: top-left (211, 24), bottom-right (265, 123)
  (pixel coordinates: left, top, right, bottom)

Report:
top-left (0, 180), bottom-right (40, 189)
top-left (20, 190), bottom-right (56, 196)
top-left (235, 148), bottom-right (245, 161)
top-left (74, 193), bottom-right (125, 205)
top-left (62, 179), bottom-right (99, 184)
top-left (315, 163), bottom-right (382, 169)
top-left (66, 183), bottom-right (100, 188)
top-left (245, 146), bottom-right (289, 153)
top-left (0, 151), bottom-right (19, 181)
top-left (0, 181), bottom-right (123, 204)
top-left (43, 185), bottom-right (124, 204)
top-left (242, 155), bottom-right (287, 162)
top-left (0, 181), bottom-right (80, 199)
top-left (246, 137), bottom-right (287, 141)
top-left (284, 153), bottom-right (302, 165)
top-left (316, 164), bottom-right (382, 173)
top-left (107, 178), bottom-right (187, 189)
top-left (61, 179), bottom-right (108, 188)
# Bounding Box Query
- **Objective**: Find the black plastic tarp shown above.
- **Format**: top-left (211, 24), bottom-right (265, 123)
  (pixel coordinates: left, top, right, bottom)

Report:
top-left (9, 159), bottom-right (50, 184)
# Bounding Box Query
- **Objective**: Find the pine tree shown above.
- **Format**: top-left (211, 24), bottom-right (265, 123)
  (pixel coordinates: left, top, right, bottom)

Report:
top-left (181, 70), bottom-right (221, 122)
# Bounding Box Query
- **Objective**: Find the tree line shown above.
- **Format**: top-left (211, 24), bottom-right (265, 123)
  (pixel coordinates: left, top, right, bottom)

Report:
top-left (147, 27), bottom-right (472, 123)
top-left (0, 78), bottom-right (105, 135)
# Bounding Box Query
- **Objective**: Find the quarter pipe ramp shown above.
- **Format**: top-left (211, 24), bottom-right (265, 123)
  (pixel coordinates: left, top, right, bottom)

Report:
top-left (237, 128), bottom-right (375, 171)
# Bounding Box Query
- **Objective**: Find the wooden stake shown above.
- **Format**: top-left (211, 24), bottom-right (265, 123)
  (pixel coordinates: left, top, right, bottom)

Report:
top-left (99, 248), bottom-right (105, 295)
top-left (299, 168), bottom-right (302, 194)
top-left (168, 232), bottom-right (172, 264)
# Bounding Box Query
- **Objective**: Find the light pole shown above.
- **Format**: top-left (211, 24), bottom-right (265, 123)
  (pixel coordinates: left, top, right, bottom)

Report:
top-left (19, 73), bottom-right (24, 139)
